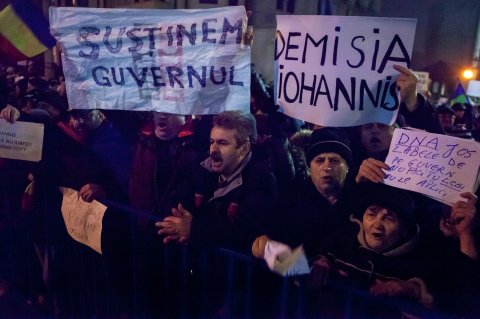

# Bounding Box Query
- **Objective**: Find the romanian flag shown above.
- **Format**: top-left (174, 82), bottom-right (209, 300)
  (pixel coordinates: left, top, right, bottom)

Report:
top-left (450, 81), bottom-right (472, 105)
top-left (0, 0), bottom-right (56, 62)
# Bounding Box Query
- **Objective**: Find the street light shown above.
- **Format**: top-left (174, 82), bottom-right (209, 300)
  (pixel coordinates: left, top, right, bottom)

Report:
top-left (462, 68), bottom-right (475, 80)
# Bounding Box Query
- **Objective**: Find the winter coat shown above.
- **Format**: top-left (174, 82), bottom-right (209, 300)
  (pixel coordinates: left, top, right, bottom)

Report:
top-left (188, 153), bottom-right (279, 254)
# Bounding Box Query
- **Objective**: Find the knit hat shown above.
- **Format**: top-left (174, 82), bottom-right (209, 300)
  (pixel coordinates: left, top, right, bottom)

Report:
top-left (436, 104), bottom-right (455, 115)
top-left (306, 127), bottom-right (352, 167)
top-left (451, 103), bottom-right (466, 111)
top-left (355, 183), bottom-right (416, 231)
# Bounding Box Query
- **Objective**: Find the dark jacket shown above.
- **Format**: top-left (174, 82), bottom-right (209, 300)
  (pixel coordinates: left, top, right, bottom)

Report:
top-left (308, 216), bottom-right (436, 318)
top-left (128, 132), bottom-right (205, 216)
top-left (399, 94), bottom-right (444, 135)
top-left (86, 121), bottom-right (132, 195)
top-left (267, 178), bottom-right (354, 257)
top-left (188, 153), bottom-right (279, 254)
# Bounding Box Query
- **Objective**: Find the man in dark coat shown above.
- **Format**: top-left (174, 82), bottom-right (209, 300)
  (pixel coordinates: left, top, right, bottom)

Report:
top-left (252, 127), bottom-right (355, 258)
top-left (155, 111), bottom-right (279, 317)
top-left (156, 110), bottom-right (278, 253)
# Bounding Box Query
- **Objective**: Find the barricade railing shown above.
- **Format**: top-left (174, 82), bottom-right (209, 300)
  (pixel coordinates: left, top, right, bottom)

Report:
top-left (101, 198), bottom-right (453, 319)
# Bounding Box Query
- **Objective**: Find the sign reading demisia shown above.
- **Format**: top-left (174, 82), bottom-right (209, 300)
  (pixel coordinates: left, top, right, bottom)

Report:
top-left (49, 6), bottom-right (250, 114)
top-left (275, 15), bottom-right (417, 127)
top-left (384, 128), bottom-right (480, 206)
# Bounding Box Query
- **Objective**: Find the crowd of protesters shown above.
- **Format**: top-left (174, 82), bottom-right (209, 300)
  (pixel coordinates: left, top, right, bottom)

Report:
top-left (0, 60), bottom-right (479, 319)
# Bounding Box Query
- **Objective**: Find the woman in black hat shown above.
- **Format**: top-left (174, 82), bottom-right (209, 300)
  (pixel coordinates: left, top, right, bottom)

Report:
top-left (307, 183), bottom-right (436, 318)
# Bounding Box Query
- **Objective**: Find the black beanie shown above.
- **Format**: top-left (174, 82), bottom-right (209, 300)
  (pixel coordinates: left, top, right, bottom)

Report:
top-left (306, 128), bottom-right (352, 167)
top-left (355, 183), bottom-right (416, 231)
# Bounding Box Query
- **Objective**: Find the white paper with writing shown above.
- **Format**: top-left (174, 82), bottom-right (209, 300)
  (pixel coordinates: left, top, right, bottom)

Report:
top-left (60, 187), bottom-right (106, 254)
top-left (49, 6), bottom-right (250, 115)
top-left (0, 119), bottom-right (44, 162)
top-left (384, 128), bottom-right (480, 205)
top-left (275, 15), bottom-right (417, 127)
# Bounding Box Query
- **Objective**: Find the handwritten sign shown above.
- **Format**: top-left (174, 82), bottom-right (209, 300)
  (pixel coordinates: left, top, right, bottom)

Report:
top-left (0, 119), bottom-right (44, 162)
top-left (384, 128), bottom-right (480, 205)
top-left (60, 187), bottom-right (106, 254)
top-left (49, 6), bottom-right (250, 114)
top-left (274, 15), bottom-right (416, 127)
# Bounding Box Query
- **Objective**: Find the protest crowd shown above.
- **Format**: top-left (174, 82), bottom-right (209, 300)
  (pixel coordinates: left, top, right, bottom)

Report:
top-left (1, 4), bottom-right (480, 319)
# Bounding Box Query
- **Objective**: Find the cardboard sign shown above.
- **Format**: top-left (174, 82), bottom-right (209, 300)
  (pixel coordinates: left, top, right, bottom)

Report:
top-left (384, 128), bottom-right (480, 205)
top-left (275, 15), bottom-right (416, 127)
top-left (60, 187), bottom-right (106, 254)
top-left (49, 6), bottom-right (250, 114)
top-left (0, 119), bottom-right (44, 162)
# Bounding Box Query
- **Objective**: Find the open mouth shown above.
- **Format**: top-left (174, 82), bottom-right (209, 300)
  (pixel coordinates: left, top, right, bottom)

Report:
top-left (210, 152), bottom-right (222, 165)
top-left (156, 122), bottom-right (167, 129)
top-left (371, 232), bottom-right (384, 240)
top-left (370, 137), bottom-right (381, 144)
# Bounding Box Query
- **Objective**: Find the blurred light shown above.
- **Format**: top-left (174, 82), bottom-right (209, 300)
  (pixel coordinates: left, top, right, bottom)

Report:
top-left (462, 69), bottom-right (474, 79)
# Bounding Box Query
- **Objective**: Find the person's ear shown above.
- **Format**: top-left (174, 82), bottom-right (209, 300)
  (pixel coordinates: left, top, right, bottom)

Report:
top-left (240, 141), bottom-right (250, 158)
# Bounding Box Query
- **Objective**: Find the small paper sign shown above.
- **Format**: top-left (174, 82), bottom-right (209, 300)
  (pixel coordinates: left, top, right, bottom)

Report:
top-left (60, 187), bottom-right (106, 254)
top-left (0, 119), bottom-right (44, 162)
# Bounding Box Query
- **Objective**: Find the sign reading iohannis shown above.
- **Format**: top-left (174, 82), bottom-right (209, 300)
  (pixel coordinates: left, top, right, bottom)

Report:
top-left (275, 15), bottom-right (417, 127)
top-left (49, 6), bottom-right (250, 114)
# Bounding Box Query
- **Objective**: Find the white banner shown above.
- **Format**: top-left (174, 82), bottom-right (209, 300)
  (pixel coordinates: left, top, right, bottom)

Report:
top-left (275, 15), bottom-right (416, 127)
top-left (0, 119), bottom-right (44, 162)
top-left (384, 128), bottom-right (480, 205)
top-left (467, 80), bottom-right (480, 98)
top-left (49, 6), bottom-right (250, 114)
top-left (60, 187), bottom-right (106, 254)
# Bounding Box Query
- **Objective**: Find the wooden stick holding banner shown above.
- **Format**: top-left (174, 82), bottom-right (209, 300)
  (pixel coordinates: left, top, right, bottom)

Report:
top-left (383, 128), bottom-right (480, 205)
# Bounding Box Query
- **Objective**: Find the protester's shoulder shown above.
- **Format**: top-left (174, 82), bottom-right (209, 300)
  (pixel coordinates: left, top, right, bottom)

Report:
top-left (244, 156), bottom-right (277, 179)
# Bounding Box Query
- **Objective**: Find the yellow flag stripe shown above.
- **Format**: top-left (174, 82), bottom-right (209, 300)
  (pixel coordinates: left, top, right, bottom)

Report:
top-left (0, 5), bottom-right (49, 57)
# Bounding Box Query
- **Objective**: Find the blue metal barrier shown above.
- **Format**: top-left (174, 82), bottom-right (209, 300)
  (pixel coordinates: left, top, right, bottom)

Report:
top-left (100, 198), bottom-right (455, 319)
